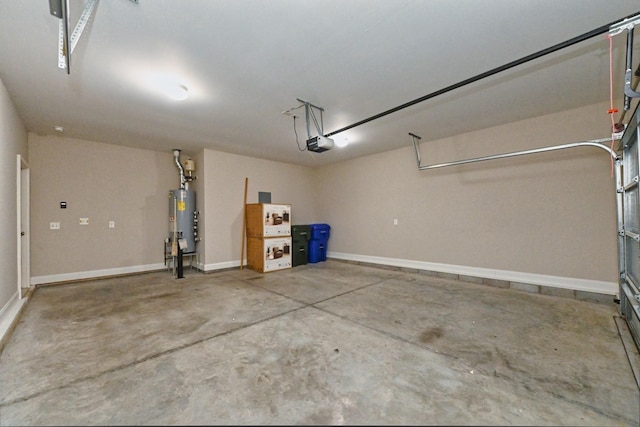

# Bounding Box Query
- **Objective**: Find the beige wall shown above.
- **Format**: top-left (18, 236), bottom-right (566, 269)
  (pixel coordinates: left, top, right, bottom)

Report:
top-left (25, 102), bottom-right (621, 290)
top-left (202, 149), bottom-right (318, 269)
top-left (315, 103), bottom-right (618, 284)
top-left (27, 138), bottom-right (319, 278)
top-left (29, 135), bottom-right (178, 278)
top-left (0, 78), bottom-right (28, 309)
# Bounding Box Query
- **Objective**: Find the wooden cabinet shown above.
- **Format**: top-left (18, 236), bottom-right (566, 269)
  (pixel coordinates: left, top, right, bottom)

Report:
top-left (246, 236), bottom-right (292, 273)
top-left (246, 203), bottom-right (292, 273)
top-left (246, 203), bottom-right (291, 237)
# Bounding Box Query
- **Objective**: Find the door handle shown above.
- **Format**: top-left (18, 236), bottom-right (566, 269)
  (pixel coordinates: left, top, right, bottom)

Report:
top-left (20, 232), bottom-right (25, 236)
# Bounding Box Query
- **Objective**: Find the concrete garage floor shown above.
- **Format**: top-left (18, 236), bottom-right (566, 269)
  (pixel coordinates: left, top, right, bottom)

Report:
top-left (0, 260), bottom-right (639, 425)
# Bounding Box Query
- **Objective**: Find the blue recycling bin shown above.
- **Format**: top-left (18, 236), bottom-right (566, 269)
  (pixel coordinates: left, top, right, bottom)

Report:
top-left (308, 223), bottom-right (330, 263)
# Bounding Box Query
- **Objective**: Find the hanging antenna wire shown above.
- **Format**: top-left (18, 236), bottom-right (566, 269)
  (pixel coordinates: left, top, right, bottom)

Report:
top-left (607, 34), bottom-right (617, 176)
top-left (293, 116), bottom-right (307, 151)
top-left (282, 103), bottom-right (307, 151)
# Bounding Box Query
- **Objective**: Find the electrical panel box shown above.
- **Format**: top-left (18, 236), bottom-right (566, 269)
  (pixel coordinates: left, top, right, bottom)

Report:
top-left (246, 203), bottom-right (291, 237)
top-left (247, 236), bottom-right (292, 273)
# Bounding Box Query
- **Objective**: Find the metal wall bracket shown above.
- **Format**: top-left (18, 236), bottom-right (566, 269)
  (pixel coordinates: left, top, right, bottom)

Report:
top-left (49, 0), bottom-right (138, 74)
top-left (623, 27), bottom-right (640, 102)
top-left (608, 13), bottom-right (640, 37)
top-left (50, 0), bottom-right (99, 74)
top-left (50, 0), bottom-right (71, 74)
top-left (626, 231), bottom-right (640, 242)
top-left (295, 98), bottom-right (335, 152)
top-left (296, 98), bottom-right (325, 141)
top-left (57, 0), bottom-right (100, 73)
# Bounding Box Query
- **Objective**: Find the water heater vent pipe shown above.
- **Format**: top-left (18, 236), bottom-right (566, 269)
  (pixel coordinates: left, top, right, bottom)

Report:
top-left (173, 149), bottom-right (186, 189)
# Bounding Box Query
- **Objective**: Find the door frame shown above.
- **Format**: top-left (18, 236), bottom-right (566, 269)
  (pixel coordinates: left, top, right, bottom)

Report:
top-left (16, 154), bottom-right (30, 299)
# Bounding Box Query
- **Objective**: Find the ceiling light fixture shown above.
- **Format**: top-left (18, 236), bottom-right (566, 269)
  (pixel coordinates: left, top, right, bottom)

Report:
top-left (166, 84), bottom-right (189, 101)
top-left (335, 137), bottom-right (349, 148)
top-left (136, 70), bottom-right (198, 102)
top-left (53, 126), bottom-right (64, 133)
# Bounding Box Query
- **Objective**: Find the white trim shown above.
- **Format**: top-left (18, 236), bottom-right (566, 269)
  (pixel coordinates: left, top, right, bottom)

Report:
top-left (202, 260), bottom-right (240, 272)
top-left (17, 155), bottom-right (30, 298)
top-left (28, 254), bottom-right (617, 295)
top-left (0, 292), bottom-right (28, 347)
top-left (31, 263), bottom-right (166, 285)
top-left (328, 252), bottom-right (617, 295)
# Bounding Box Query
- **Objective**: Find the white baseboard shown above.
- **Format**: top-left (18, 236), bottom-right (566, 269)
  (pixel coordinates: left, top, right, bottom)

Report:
top-left (31, 263), bottom-right (167, 285)
top-left (0, 292), bottom-right (28, 349)
top-left (202, 260), bottom-right (241, 272)
top-left (28, 255), bottom-right (618, 296)
top-left (328, 252), bottom-right (618, 295)
top-left (31, 260), bottom-right (241, 285)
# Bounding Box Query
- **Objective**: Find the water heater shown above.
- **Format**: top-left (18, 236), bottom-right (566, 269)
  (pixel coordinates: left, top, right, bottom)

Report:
top-left (169, 189), bottom-right (197, 253)
top-left (168, 149), bottom-right (198, 255)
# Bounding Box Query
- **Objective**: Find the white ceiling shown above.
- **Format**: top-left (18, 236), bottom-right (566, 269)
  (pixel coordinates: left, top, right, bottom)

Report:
top-left (1, 1), bottom-right (639, 167)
